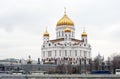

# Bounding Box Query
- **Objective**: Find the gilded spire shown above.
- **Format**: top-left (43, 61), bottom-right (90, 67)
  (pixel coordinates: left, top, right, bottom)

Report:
top-left (64, 7), bottom-right (66, 15)
top-left (83, 27), bottom-right (85, 32)
top-left (45, 26), bottom-right (48, 32)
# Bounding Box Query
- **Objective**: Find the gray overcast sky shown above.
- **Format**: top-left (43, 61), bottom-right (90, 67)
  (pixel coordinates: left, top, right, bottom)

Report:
top-left (0, 0), bottom-right (120, 60)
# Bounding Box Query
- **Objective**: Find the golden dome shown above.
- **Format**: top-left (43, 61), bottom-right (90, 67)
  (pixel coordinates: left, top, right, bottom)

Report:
top-left (64, 26), bottom-right (71, 32)
top-left (56, 8), bottom-right (74, 26)
top-left (43, 28), bottom-right (49, 36)
top-left (43, 32), bottom-right (49, 36)
top-left (81, 32), bottom-right (87, 37)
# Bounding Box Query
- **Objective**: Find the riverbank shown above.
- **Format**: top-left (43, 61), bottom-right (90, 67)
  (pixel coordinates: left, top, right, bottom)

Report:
top-left (0, 74), bottom-right (120, 79)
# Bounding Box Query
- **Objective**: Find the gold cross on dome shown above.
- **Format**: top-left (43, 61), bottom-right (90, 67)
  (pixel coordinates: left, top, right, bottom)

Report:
top-left (64, 7), bottom-right (66, 14)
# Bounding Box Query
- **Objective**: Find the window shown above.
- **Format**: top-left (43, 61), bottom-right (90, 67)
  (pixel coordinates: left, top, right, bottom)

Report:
top-left (65, 44), bottom-right (66, 46)
top-left (69, 34), bottom-right (71, 38)
top-left (70, 50), bottom-right (71, 56)
top-left (58, 32), bottom-right (60, 36)
top-left (43, 51), bottom-right (45, 57)
top-left (57, 32), bottom-right (58, 37)
top-left (84, 44), bottom-right (86, 46)
top-left (72, 31), bottom-right (73, 37)
top-left (80, 50), bottom-right (81, 56)
top-left (65, 34), bottom-right (67, 38)
top-left (55, 44), bottom-right (56, 46)
top-left (89, 52), bottom-right (90, 57)
top-left (65, 50), bottom-right (67, 56)
top-left (62, 31), bottom-right (64, 37)
top-left (59, 50), bottom-right (61, 56)
top-left (48, 51), bottom-right (52, 57)
top-left (69, 42), bottom-right (71, 46)
top-left (55, 50), bottom-right (57, 56)
top-left (84, 51), bottom-right (87, 57)
top-left (75, 50), bottom-right (77, 56)
top-left (59, 32), bottom-right (60, 37)
top-left (72, 32), bottom-right (74, 37)
top-left (49, 43), bottom-right (51, 46)
top-left (60, 31), bottom-right (61, 36)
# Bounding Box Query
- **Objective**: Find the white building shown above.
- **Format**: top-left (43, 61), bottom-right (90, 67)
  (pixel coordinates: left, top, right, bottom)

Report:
top-left (41, 9), bottom-right (91, 65)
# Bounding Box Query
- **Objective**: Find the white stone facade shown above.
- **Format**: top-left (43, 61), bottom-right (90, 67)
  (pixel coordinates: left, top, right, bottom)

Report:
top-left (41, 12), bottom-right (91, 65)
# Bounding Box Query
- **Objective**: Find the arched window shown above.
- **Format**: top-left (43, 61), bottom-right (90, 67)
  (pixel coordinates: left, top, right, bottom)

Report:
top-left (70, 50), bottom-right (71, 56)
top-left (79, 50), bottom-right (81, 57)
top-left (49, 43), bottom-right (51, 46)
top-left (59, 50), bottom-right (61, 56)
top-left (65, 34), bottom-right (67, 38)
top-left (62, 31), bottom-right (64, 37)
top-left (48, 51), bottom-right (52, 57)
top-left (84, 44), bottom-right (86, 46)
top-left (55, 44), bottom-right (56, 46)
top-left (65, 50), bottom-right (67, 56)
top-left (69, 34), bottom-right (71, 38)
top-left (59, 31), bottom-right (60, 37)
top-left (72, 32), bottom-right (74, 37)
top-left (75, 50), bottom-right (77, 56)
top-left (65, 44), bottom-right (66, 46)
top-left (84, 51), bottom-right (87, 57)
top-left (43, 51), bottom-right (45, 57)
top-left (55, 50), bottom-right (57, 56)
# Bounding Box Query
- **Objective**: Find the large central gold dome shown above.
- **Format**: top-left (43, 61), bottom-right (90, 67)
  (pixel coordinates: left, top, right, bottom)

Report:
top-left (56, 11), bottom-right (74, 26)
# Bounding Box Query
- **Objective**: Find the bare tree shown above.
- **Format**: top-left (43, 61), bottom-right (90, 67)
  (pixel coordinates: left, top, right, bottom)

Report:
top-left (93, 54), bottom-right (104, 70)
top-left (112, 55), bottom-right (120, 73)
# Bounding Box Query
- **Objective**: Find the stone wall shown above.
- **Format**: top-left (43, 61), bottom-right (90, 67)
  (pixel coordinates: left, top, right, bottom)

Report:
top-left (1, 74), bottom-right (120, 79)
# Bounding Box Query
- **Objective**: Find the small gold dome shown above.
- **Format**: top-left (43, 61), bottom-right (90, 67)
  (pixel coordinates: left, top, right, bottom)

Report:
top-left (43, 31), bottom-right (49, 36)
top-left (81, 32), bottom-right (87, 37)
top-left (43, 27), bottom-right (49, 36)
top-left (64, 26), bottom-right (71, 32)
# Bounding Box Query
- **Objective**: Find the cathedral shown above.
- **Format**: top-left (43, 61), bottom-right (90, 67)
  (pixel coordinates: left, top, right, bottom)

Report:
top-left (41, 9), bottom-right (91, 65)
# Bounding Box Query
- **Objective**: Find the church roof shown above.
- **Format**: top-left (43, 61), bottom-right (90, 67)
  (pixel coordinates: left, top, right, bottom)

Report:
top-left (56, 8), bottom-right (74, 26)
top-left (71, 38), bottom-right (83, 42)
top-left (50, 38), bottom-right (64, 43)
top-left (50, 38), bottom-right (83, 44)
